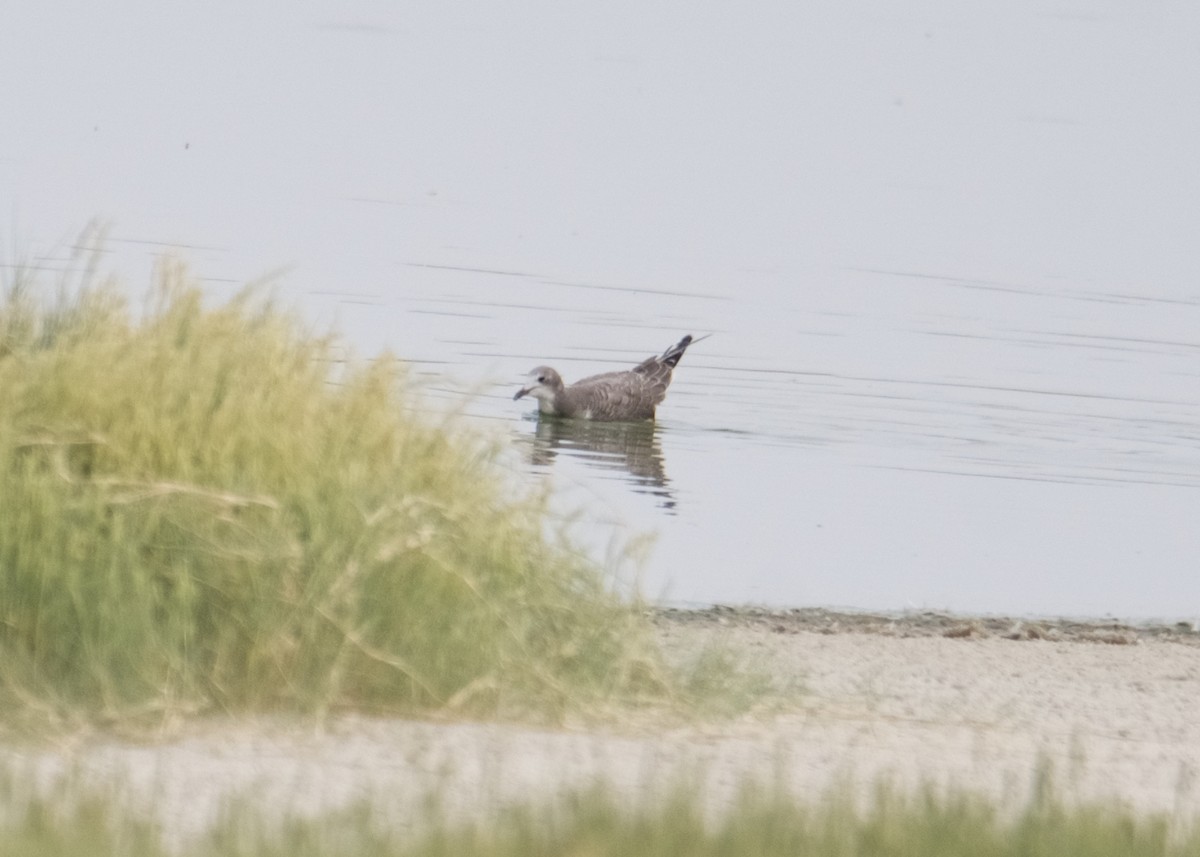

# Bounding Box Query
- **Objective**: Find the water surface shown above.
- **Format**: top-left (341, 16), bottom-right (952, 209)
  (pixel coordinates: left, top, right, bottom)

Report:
top-left (3, 0), bottom-right (1198, 618)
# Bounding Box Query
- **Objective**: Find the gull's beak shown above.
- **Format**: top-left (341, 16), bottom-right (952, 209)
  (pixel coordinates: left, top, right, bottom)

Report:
top-left (514, 386), bottom-right (530, 401)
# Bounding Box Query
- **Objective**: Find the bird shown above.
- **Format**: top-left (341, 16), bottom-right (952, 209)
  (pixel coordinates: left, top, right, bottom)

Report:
top-left (514, 334), bottom-right (705, 421)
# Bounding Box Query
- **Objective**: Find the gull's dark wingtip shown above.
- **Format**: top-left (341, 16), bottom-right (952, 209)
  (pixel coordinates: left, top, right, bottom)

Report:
top-left (660, 333), bottom-right (707, 369)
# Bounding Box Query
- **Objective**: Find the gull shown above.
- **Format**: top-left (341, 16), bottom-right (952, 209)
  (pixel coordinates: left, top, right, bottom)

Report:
top-left (514, 334), bottom-right (705, 421)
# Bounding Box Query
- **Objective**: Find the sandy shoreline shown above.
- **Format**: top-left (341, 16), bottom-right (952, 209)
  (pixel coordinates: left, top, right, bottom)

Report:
top-left (9, 612), bottom-right (1200, 844)
top-left (656, 615), bottom-right (1200, 810)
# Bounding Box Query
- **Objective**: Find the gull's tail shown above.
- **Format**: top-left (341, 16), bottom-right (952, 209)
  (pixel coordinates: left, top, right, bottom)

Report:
top-left (660, 333), bottom-right (709, 369)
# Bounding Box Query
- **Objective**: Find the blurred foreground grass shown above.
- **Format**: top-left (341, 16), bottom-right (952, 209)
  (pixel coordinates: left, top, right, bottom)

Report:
top-left (0, 257), bottom-right (738, 728)
top-left (2, 764), bottom-right (1196, 857)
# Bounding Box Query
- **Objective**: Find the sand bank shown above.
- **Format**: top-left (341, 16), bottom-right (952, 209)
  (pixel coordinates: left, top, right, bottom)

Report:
top-left (10, 611), bottom-right (1200, 844)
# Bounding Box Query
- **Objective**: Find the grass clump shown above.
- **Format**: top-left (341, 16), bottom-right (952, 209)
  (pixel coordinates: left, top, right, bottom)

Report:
top-left (0, 258), bottom-right (673, 726)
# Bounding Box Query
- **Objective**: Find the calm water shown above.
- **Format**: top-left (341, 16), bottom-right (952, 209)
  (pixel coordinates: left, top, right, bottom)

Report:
top-left (4, 1), bottom-right (1199, 619)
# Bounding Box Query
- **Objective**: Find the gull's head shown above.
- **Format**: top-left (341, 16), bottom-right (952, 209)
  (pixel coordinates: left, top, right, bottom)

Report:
top-left (513, 366), bottom-right (564, 405)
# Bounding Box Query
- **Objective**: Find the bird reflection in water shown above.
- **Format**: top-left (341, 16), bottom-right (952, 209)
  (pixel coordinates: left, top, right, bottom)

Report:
top-left (518, 416), bottom-right (676, 512)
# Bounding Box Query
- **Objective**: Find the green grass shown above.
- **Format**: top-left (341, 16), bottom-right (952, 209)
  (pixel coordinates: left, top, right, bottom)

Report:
top-left (1, 765), bottom-right (1196, 857)
top-left (0, 256), bottom-right (716, 728)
